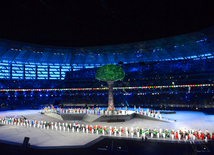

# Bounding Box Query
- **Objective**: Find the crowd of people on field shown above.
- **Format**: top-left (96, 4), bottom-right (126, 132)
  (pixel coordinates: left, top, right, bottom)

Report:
top-left (1, 117), bottom-right (214, 141)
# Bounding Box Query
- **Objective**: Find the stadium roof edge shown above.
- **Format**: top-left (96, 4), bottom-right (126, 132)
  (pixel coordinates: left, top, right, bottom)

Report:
top-left (0, 26), bottom-right (213, 54)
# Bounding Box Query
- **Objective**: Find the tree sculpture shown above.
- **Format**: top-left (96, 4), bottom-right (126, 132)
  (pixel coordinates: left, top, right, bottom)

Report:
top-left (95, 64), bottom-right (125, 111)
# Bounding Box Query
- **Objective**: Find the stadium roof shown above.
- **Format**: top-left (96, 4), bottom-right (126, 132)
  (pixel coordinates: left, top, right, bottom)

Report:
top-left (0, 27), bottom-right (214, 64)
top-left (0, 1), bottom-right (214, 47)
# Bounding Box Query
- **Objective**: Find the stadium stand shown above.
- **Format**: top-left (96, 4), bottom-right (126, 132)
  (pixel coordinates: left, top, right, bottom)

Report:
top-left (0, 27), bottom-right (214, 109)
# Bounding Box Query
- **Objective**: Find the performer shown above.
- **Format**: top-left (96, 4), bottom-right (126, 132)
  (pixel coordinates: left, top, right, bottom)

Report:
top-left (193, 131), bottom-right (196, 138)
top-left (155, 112), bottom-right (158, 118)
top-left (166, 130), bottom-right (170, 138)
top-left (159, 114), bottom-right (162, 119)
top-left (176, 132), bottom-right (178, 139)
top-left (151, 112), bottom-right (154, 117)
top-left (165, 129), bottom-right (169, 138)
top-left (159, 127), bottom-right (162, 134)
top-left (206, 130), bottom-right (210, 140)
top-left (121, 127), bottom-right (124, 133)
top-left (171, 129), bottom-right (174, 133)
top-left (205, 129), bottom-right (209, 135)
top-left (201, 132), bottom-right (205, 140)
top-left (105, 126), bottom-right (108, 133)
top-left (104, 126), bottom-right (108, 133)
top-left (184, 131), bottom-right (188, 140)
top-left (197, 131), bottom-right (200, 139)
top-left (136, 127), bottom-right (139, 133)
top-left (131, 127), bottom-right (133, 132)
top-left (116, 127), bottom-right (119, 134)
top-left (146, 129), bottom-right (149, 136)
top-left (199, 129), bottom-right (202, 138)
top-left (180, 130), bottom-right (183, 139)
top-left (114, 127), bottom-right (116, 134)
top-left (141, 128), bottom-right (144, 134)
top-left (171, 129), bottom-right (174, 138)
top-left (153, 129), bottom-right (157, 137)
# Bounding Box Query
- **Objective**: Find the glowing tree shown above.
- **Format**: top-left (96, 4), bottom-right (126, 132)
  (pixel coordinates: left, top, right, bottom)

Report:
top-left (95, 64), bottom-right (125, 111)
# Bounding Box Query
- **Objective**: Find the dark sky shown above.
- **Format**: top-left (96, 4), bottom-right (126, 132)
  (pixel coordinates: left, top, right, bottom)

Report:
top-left (0, 0), bottom-right (214, 47)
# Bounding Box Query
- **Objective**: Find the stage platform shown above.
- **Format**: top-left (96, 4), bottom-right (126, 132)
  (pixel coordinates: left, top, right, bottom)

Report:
top-left (44, 112), bottom-right (168, 123)
top-left (0, 110), bottom-right (214, 149)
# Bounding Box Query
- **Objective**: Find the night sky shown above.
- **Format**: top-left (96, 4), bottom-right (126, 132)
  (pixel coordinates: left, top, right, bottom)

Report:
top-left (0, 0), bottom-right (214, 47)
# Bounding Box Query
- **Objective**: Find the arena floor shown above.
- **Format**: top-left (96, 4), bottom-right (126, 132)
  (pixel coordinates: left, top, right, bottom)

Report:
top-left (0, 109), bottom-right (214, 148)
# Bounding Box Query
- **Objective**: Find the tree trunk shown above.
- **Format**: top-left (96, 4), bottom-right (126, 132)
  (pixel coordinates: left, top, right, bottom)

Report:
top-left (107, 81), bottom-right (114, 111)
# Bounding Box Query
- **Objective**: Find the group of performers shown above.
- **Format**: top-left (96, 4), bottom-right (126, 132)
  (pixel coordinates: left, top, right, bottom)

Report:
top-left (40, 106), bottom-right (103, 114)
top-left (40, 106), bottom-right (129, 115)
top-left (39, 106), bottom-right (161, 120)
top-left (1, 117), bottom-right (214, 141)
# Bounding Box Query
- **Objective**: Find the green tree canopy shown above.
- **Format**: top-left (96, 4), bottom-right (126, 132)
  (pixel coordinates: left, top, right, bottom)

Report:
top-left (95, 64), bottom-right (125, 81)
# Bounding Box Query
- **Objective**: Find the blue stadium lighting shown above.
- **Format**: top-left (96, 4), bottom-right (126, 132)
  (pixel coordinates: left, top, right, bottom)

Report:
top-left (15, 95), bottom-right (17, 97)
top-left (46, 94), bottom-right (48, 97)
top-left (40, 95), bottom-right (42, 97)
top-left (31, 95), bottom-right (33, 97)
top-left (24, 95), bottom-right (26, 97)
top-left (8, 95), bottom-right (10, 97)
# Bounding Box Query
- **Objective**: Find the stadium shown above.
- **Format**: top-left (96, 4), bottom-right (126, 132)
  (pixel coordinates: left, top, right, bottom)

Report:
top-left (0, 1), bottom-right (214, 155)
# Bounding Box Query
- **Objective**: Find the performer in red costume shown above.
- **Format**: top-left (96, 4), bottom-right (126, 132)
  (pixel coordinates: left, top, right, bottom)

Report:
top-left (176, 132), bottom-right (178, 139)
top-left (197, 131), bottom-right (200, 139)
top-left (201, 133), bottom-right (204, 140)
top-left (208, 134), bottom-right (210, 140)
